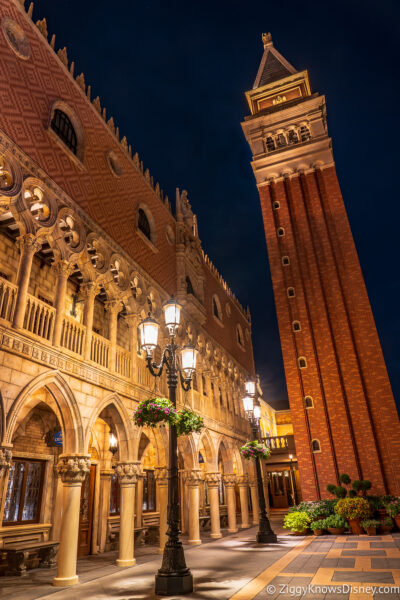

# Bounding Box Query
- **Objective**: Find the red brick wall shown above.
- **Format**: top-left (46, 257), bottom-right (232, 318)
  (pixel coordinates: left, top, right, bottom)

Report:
top-left (258, 167), bottom-right (400, 499)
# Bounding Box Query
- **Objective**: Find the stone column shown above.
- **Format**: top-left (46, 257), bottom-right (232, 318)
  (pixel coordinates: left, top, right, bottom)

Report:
top-left (237, 475), bottom-right (250, 528)
top-left (105, 300), bottom-right (122, 372)
top-left (115, 461), bottom-right (141, 567)
top-left (51, 466), bottom-right (64, 542)
top-left (204, 472), bottom-right (222, 539)
top-left (98, 469), bottom-right (114, 553)
top-left (53, 455), bottom-right (91, 587)
top-left (126, 313), bottom-right (138, 380)
top-left (184, 469), bottom-right (202, 545)
top-left (135, 472), bottom-right (144, 528)
top-left (0, 446), bottom-right (12, 521)
top-left (154, 467), bottom-right (168, 553)
top-left (249, 479), bottom-right (259, 525)
top-left (81, 281), bottom-right (99, 361)
top-left (12, 234), bottom-right (42, 329)
top-left (223, 474), bottom-right (238, 533)
top-left (52, 260), bottom-right (74, 347)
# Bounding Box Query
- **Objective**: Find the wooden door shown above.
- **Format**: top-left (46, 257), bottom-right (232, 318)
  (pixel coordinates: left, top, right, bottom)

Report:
top-left (269, 471), bottom-right (289, 509)
top-left (77, 465), bottom-right (95, 556)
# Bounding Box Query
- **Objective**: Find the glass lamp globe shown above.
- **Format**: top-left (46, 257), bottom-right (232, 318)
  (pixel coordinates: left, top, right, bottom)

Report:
top-left (253, 404), bottom-right (261, 420)
top-left (242, 395), bottom-right (254, 414)
top-left (109, 432), bottom-right (118, 455)
top-left (163, 297), bottom-right (181, 334)
top-left (245, 378), bottom-right (256, 397)
top-left (181, 344), bottom-right (198, 378)
top-left (138, 314), bottom-right (159, 356)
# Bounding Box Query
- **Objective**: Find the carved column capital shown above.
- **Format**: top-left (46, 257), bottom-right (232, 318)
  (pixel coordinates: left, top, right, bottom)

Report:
top-left (183, 469), bottom-right (203, 487)
top-left (80, 281), bottom-right (100, 300)
top-left (0, 447), bottom-right (12, 476)
top-left (223, 473), bottom-right (236, 487)
top-left (100, 469), bottom-right (115, 480)
top-left (204, 472), bottom-right (221, 488)
top-left (16, 233), bottom-right (42, 254)
top-left (248, 478), bottom-right (257, 487)
top-left (236, 474), bottom-right (249, 487)
top-left (115, 461), bottom-right (141, 486)
top-left (57, 454), bottom-right (91, 484)
top-left (125, 312), bottom-right (139, 328)
top-left (105, 299), bottom-right (123, 315)
top-left (52, 259), bottom-right (75, 279)
top-left (154, 466), bottom-right (169, 484)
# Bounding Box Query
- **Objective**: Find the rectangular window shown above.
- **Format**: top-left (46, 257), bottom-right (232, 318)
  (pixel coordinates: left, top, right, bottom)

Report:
top-left (142, 470), bottom-right (156, 512)
top-left (3, 459), bottom-right (45, 525)
top-left (109, 472), bottom-right (120, 515)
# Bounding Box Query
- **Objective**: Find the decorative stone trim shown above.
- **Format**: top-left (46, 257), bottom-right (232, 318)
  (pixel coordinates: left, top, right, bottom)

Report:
top-left (184, 469), bottom-right (203, 486)
top-left (0, 447), bottom-right (12, 475)
top-left (115, 461), bottom-right (141, 485)
top-left (236, 474), bottom-right (249, 487)
top-left (154, 467), bottom-right (169, 484)
top-left (204, 472), bottom-right (221, 488)
top-left (223, 473), bottom-right (236, 487)
top-left (57, 454), bottom-right (91, 484)
top-left (16, 233), bottom-right (42, 255)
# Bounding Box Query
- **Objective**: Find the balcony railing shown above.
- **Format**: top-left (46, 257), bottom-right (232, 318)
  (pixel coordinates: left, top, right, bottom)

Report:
top-left (0, 277), bottom-right (17, 322)
top-left (115, 346), bottom-right (131, 379)
top-left (23, 295), bottom-right (55, 341)
top-left (91, 331), bottom-right (109, 368)
top-left (264, 434), bottom-right (296, 455)
top-left (61, 316), bottom-right (86, 355)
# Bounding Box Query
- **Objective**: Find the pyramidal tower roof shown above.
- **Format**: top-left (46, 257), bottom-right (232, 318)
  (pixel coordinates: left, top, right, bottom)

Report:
top-left (253, 33), bottom-right (297, 89)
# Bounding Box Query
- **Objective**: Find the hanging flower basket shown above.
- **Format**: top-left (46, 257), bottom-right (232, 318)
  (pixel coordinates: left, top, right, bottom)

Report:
top-left (240, 440), bottom-right (270, 461)
top-left (133, 397), bottom-right (177, 428)
top-left (176, 408), bottom-right (204, 437)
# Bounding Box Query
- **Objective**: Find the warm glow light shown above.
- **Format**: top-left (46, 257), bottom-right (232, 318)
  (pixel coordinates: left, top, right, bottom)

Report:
top-left (109, 432), bottom-right (118, 454)
top-left (242, 395), bottom-right (253, 413)
top-left (245, 378), bottom-right (256, 396)
top-left (289, 454), bottom-right (293, 460)
top-left (253, 404), bottom-right (261, 420)
top-left (180, 345), bottom-right (198, 377)
top-left (163, 297), bottom-right (181, 334)
top-left (138, 314), bottom-right (159, 356)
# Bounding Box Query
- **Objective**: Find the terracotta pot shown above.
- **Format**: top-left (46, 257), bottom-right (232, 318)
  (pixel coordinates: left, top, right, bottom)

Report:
top-left (327, 527), bottom-right (345, 535)
top-left (381, 525), bottom-right (393, 534)
top-left (394, 516), bottom-right (400, 529)
top-left (292, 529), bottom-right (308, 536)
top-left (366, 527), bottom-right (377, 536)
top-left (348, 518), bottom-right (363, 535)
top-left (312, 529), bottom-right (324, 536)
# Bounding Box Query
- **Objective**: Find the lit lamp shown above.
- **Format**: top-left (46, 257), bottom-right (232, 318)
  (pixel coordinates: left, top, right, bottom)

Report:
top-left (109, 432), bottom-right (118, 455)
top-left (138, 314), bottom-right (159, 357)
top-left (181, 344), bottom-right (198, 379)
top-left (242, 395), bottom-right (254, 417)
top-left (245, 377), bottom-right (256, 397)
top-left (253, 402), bottom-right (261, 423)
top-left (163, 297), bottom-right (181, 335)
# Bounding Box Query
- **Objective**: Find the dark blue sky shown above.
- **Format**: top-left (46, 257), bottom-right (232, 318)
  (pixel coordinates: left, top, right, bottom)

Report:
top-left (35, 0), bottom-right (400, 411)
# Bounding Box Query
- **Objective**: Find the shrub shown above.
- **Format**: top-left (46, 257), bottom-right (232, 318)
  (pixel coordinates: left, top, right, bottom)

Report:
top-left (348, 490), bottom-right (357, 498)
top-left (324, 514), bottom-right (347, 529)
top-left (289, 500), bottom-right (336, 519)
top-left (352, 480), bottom-right (372, 496)
top-left (133, 397), bottom-right (177, 428)
top-left (382, 516), bottom-right (393, 527)
top-left (176, 408), bottom-right (204, 436)
top-left (310, 520), bottom-right (325, 531)
top-left (385, 498), bottom-right (400, 518)
top-left (335, 497), bottom-right (371, 520)
top-left (361, 519), bottom-right (380, 531)
top-left (339, 473), bottom-right (351, 485)
top-left (283, 511), bottom-right (311, 533)
top-left (240, 440), bottom-right (270, 461)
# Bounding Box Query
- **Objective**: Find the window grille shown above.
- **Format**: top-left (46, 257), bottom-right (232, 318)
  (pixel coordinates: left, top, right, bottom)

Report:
top-left (51, 109), bottom-right (77, 154)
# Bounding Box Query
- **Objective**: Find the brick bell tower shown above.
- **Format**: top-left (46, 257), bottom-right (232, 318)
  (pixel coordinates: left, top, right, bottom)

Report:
top-left (241, 33), bottom-right (400, 500)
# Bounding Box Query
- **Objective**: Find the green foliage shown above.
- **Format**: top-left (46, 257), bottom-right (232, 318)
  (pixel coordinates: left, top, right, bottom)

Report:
top-left (385, 498), bottom-right (400, 517)
top-left (327, 484), bottom-right (337, 495)
top-left (335, 486), bottom-right (347, 499)
top-left (348, 490), bottom-right (357, 498)
top-left (240, 440), bottom-right (270, 461)
top-left (323, 514), bottom-right (347, 529)
top-left (283, 511), bottom-right (311, 533)
top-left (382, 516), bottom-right (393, 527)
top-left (310, 520), bottom-right (325, 531)
top-left (176, 408), bottom-right (204, 436)
top-left (335, 497), bottom-right (371, 520)
top-left (361, 519), bottom-right (380, 530)
top-left (289, 500), bottom-right (336, 519)
top-left (352, 480), bottom-right (372, 496)
top-left (339, 473), bottom-right (351, 485)
top-left (133, 397), bottom-right (177, 428)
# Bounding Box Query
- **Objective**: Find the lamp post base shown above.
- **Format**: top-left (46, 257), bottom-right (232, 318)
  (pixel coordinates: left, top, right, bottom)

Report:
top-left (256, 517), bottom-right (278, 544)
top-left (155, 571), bottom-right (193, 596)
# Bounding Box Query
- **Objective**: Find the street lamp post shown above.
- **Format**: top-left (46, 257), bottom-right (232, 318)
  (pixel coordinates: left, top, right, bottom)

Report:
top-left (243, 379), bottom-right (277, 544)
top-left (289, 453), bottom-right (298, 506)
top-left (138, 298), bottom-right (197, 596)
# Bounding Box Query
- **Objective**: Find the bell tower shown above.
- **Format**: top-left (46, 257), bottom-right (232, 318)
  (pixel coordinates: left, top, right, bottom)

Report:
top-left (242, 34), bottom-right (400, 499)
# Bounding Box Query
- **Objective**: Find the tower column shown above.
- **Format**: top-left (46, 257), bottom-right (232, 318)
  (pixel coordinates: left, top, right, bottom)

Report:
top-left (184, 470), bottom-right (202, 545)
top-left (115, 462), bottom-right (141, 567)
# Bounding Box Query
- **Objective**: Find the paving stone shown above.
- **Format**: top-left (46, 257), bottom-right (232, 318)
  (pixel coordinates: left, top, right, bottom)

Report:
top-left (333, 542), bottom-right (358, 548)
top-left (332, 570), bottom-right (394, 583)
top-left (373, 590), bottom-right (400, 600)
top-left (371, 557), bottom-right (400, 569)
top-left (370, 541), bottom-right (397, 548)
top-left (342, 549), bottom-right (386, 556)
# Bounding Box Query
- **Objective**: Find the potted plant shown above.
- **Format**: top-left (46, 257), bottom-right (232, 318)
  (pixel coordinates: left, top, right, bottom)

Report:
top-left (283, 511), bottom-right (311, 536)
top-left (361, 519), bottom-right (380, 536)
top-left (240, 440), bottom-right (270, 461)
top-left (380, 516), bottom-right (394, 534)
top-left (310, 519), bottom-right (325, 536)
top-left (133, 397), bottom-right (177, 428)
top-left (335, 497), bottom-right (371, 535)
top-left (385, 498), bottom-right (400, 529)
top-left (324, 514), bottom-right (347, 535)
top-left (176, 408), bottom-right (204, 436)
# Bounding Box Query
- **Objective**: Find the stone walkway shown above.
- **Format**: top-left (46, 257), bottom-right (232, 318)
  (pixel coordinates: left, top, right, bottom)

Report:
top-left (1, 529), bottom-right (400, 600)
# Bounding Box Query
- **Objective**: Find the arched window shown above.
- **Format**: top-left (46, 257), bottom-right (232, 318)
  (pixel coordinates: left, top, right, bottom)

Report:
top-left (138, 208), bottom-right (151, 240)
top-left (293, 321), bottom-right (301, 332)
top-left (51, 109), bottom-right (77, 154)
top-left (277, 227), bottom-right (285, 237)
top-left (277, 133), bottom-right (287, 148)
top-left (300, 125), bottom-right (311, 142)
top-left (311, 439), bottom-right (321, 453)
top-left (237, 324), bottom-right (244, 347)
top-left (287, 129), bottom-right (299, 144)
top-left (186, 276), bottom-right (195, 296)
top-left (213, 296), bottom-right (222, 321)
top-left (305, 396), bottom-right (313, 408)
top-left (287, 287), bottom-right (295, 298)
top-left (273, 201), bottom-right (280, 210)
top-left (282, 256), bottom-right (290, 266)
top-left (298, 357), bottom-right (307, 369)
top-left (266, 136), bottom-right (275, 152)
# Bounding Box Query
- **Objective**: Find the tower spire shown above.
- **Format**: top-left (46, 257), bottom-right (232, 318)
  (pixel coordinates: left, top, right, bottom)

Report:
top-left (253, 32), bottom-right (297, 90)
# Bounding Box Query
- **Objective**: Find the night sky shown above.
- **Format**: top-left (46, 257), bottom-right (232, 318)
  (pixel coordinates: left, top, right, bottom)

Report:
top-left (33, 0), bottom-right (400, 411)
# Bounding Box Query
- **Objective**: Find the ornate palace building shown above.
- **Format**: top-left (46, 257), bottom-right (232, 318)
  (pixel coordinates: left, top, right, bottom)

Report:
top-left (0, 1), bottom-right (299, 585)
top-left (242, 33), bottom-right (400, 500)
